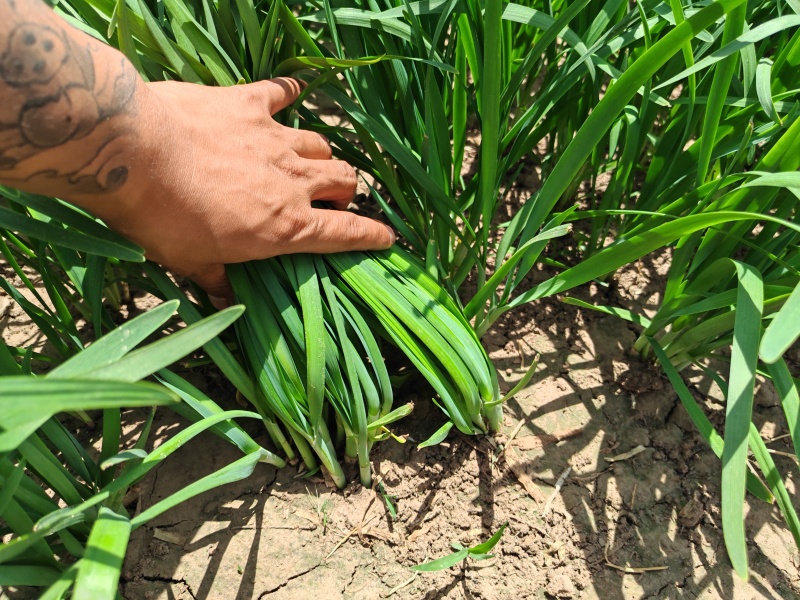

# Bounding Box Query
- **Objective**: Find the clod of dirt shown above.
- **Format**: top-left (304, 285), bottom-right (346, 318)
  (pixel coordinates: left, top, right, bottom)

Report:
top-left (545, 570), bottom-right (577, 598)
top-left (678, 498), bottom-right (705, 529)
top-left (618, 366), bottom-right (664, 394)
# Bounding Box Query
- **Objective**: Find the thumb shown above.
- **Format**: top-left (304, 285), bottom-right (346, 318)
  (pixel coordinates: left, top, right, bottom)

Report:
top-left (292, 209), bottom-right (396, 254)
top-left (189, 263), bottom-right (234, 310)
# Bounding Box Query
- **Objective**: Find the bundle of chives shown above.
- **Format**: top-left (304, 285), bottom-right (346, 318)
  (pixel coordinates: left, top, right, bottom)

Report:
top-left (326, 247), bottom-right (502, 435)
top-left (230, 244), bottom-right (501, 488)
top-left (229, 254), bottom-right (398, 487)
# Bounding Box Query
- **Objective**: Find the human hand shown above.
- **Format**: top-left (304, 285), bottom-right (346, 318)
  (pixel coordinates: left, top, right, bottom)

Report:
top-left (0, 2), bottom-right (394, 307)
top-left (98, 77), bottom-right (395, 305)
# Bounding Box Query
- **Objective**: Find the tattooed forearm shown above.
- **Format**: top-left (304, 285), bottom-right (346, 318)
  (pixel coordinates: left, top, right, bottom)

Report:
top-left (0, 0), bottom-right (140, 196)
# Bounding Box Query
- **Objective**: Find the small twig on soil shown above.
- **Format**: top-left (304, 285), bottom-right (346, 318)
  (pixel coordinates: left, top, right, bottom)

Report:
top-left (509, 427), bottom-right (583, 451)
top-left (630, 483), bottom-right (637, 511)
top-left (363, 493), bottom-right (377, 523)
top-left (362, 528), bottom-right (393, 543)
top-left (382, 557), bottom-right (424, 598)
top-left (494, 419), bottom-right (527, 471)
top-left (330, 498), bottom-right (379, 553)
top-left (766, 433), bottom-right (791, 444)
top-left (604, 558), bottom-right (669, 574)
top-left (605, 445), bottom-right (647, 463)
top-left (542, 465), bottom-right (572, 517)
top-left (266, 525), bottom-right (316, 531)
top-left (383, 572), bottom-right (419, 597)
top-left (325, 515), bottom-right (378, 561)
top-left (358, 495), bottom-right (379, 543)
top-left (506, 419), bottom-right (528, 447)
top-left (573, 469), bottom-right (611, 483)
top-left (604, 535), bottom-right (667, 574)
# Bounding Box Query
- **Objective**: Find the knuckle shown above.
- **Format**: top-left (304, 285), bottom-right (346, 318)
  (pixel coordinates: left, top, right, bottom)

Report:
top-left (241, 84), bottom-right (266, 107)
top-left (277, 154), bottom-right (308, 180)
top-left (341, 214), bottom-right (366, 242)
top-left (281, 207), bottom-right (309, 240)
top-left (338, 161), bottom-right (358, 189)
top-left (237, 90), bottom-right (271, 125)
top-left (316, 133), bottom-right (333, 158)
top-left (275, 208), bottom-right (307, 243)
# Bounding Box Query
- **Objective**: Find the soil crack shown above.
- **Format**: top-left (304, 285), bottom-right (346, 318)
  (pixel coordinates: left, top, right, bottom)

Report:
top-left (258, 562), bottom-right (323, 597)
top-left (341, 563), bottom-right (359, 595)
top-left (140, 574), bottom-right (197, 599)
top-left (152, 519), bottom-right (190, 529)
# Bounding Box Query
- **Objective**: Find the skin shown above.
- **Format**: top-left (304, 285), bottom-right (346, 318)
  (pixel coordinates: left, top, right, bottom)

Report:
top-left (0, 0), bottom-right (395, 305)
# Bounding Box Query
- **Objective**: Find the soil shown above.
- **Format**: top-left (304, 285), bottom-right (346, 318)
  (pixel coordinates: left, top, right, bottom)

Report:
top-left (3, 247), bottom-right (799, 600)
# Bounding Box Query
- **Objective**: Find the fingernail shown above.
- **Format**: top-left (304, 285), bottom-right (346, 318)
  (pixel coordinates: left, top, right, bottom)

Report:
top-left (385, 225), bottom-right (397, 245)
top-left (209, 295), bottom-right (230, 310)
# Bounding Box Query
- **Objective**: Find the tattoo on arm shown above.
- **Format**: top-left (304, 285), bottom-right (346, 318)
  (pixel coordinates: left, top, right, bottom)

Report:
top-left (0, 0), bottom-right (139, 195)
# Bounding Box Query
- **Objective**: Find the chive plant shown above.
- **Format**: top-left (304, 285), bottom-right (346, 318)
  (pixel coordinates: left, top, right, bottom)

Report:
top-left (2, 0), bottom-right (798, 582)
top-left (292, 0), bottom-right (792, 335)
top-left (229, 247), bottom-right (501, 486)
top-left (49, 0), bottom-right (507, 485)
top-left (0, 272), bottom-right (284, 596)
top-left (0, 184), bottom-right (284, 596)
top-left (229, 255), bottom-right (386, 487)
top-left (326, 248), bottom-right (502, 433)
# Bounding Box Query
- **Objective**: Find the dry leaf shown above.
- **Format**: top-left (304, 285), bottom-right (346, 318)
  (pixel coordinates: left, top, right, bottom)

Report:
top-left (406, 522), bottom-right (433, 544)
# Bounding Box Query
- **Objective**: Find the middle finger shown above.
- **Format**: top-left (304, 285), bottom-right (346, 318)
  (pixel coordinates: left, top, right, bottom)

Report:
top-left (306, 158), bottom-right (358, 208)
